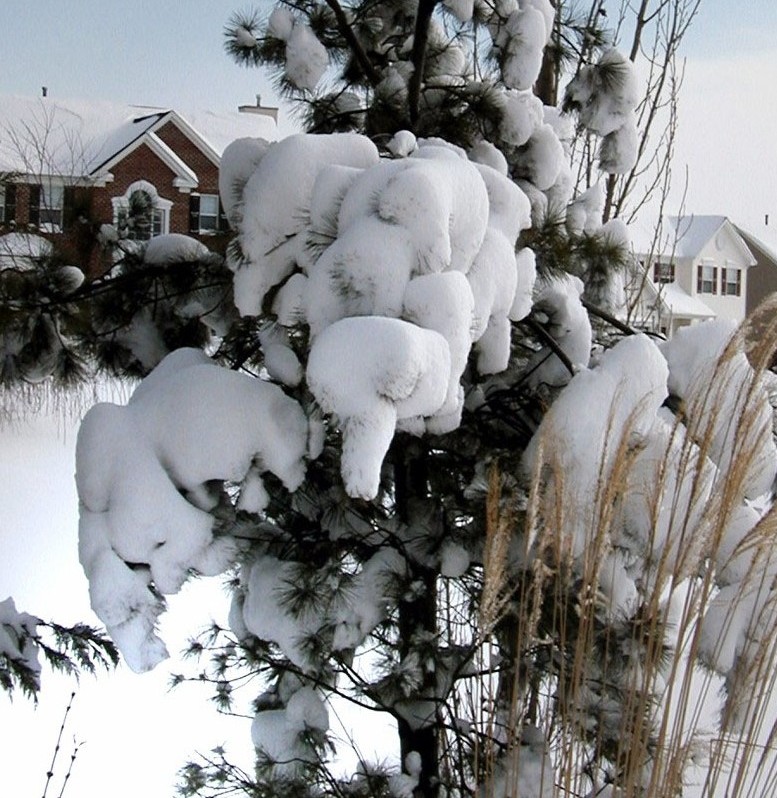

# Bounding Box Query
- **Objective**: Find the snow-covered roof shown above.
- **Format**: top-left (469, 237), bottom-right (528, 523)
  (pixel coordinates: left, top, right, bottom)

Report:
top-left (87, 111), bottom-right (168, 173)
top-left (666, 215), bottom-right (727, 258)
top-left (632, 215), bottom-right (757, 267)
top-left (736, 226), bottom-right (777, 267)
top-left (0, 94), bottom-right (277, 179)
top-left (650, 281), bottom-right (715, 319)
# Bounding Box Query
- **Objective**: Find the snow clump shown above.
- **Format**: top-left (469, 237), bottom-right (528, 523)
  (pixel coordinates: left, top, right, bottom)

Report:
top-left (266, 7), bottom-right (328, 91)
top-left (0, 597), bottom-right (41, 689)
top-left (251, 682), bottom-right (329, 775)
top-left (224, 132), bottom-right (535, 498)
top-left (76, 348), bottom-right (309, 672)
top-left (564, 49), bottom-right (640, 173)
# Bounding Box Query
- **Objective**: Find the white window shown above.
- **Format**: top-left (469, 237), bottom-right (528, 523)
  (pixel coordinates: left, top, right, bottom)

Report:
top-left (697, 263), bottom-right (717, 294)
top-left (39, 183), bottom-right (64, 229)
top-left (722, 267), bottom-right (741, 297)
top-left (112, 181), bottom-right (171, 240)
top-left (199, 194), bottom-right (220, 233)
top-left (151, 207), bottom-right (168, 238)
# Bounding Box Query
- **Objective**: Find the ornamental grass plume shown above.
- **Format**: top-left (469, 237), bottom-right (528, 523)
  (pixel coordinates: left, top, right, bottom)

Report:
top-left (473, 297), bottom-right (777, 797)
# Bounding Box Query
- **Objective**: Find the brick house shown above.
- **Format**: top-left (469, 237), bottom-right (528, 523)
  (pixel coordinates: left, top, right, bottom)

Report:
top-left (0, 94), bottom-right (277, 273)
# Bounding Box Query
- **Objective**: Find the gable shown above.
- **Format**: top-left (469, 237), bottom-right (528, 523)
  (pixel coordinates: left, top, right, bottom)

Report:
top-left (106, 142), bottom-right (180, 195)
top-left (95, 128), bottom-right (198, 192)
top-left (153, 120), bottom-right (219, 192)
top-left (695, 219), bottom-right (755, 267)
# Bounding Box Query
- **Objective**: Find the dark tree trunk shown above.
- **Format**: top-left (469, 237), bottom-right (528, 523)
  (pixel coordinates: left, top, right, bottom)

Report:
top-left (534, 1), bottom-right (559, 106)
top-left (394, 440), bottom-right (441, 798)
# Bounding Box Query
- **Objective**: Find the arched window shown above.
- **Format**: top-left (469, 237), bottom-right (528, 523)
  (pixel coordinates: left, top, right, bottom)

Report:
top-left (112, 181), bottom-right (171, 240)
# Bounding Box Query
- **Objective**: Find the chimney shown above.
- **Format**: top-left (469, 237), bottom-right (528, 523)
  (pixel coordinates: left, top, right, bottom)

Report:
top-left (238, 94), bottom-right (279, 123)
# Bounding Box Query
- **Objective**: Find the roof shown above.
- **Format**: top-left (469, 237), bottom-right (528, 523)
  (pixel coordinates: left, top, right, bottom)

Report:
top-left (632, 215), bottom-right (755, 264)
top-left (0, 94), bottom-right (277, 179)
top-left (657, 281), bottom-right (715, 318)
top-left (635, 277), bottom-right (715, 321)
top-left (736, 226), bottom-right (777, 266)
top-left (87, 111), bottom-right (168, 173)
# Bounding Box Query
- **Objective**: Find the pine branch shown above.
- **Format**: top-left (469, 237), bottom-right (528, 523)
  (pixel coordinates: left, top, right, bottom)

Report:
top-left (323, 0), bottom-right (381, 86)
top-left (522, 317), bottom-right (576, 378)
top-left (580, 297), bottom-right (639, 337)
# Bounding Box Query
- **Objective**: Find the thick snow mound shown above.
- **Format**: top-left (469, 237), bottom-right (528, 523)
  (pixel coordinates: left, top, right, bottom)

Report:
top-left (225, 132), bottom-right (379, 316)
top-left (524, 334), bottom-right (668, 570)
top-left (77, 348), bottom-right (309, 672)
top-left (218, 137), bottom-right (272, 227)
top-left (143, 234), bottom-right (210, 265)
top-left (307, 316), bottom-right (451, 499)
top-left (226, 133), bottom-right (537, 497)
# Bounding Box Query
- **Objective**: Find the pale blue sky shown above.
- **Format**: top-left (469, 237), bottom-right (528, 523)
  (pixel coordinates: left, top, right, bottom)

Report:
top-left (0, 1), bottom-right (280, 114)
top-left (0, 1), bottom-right (774, 119)
top-left (681, 0), bottom-right (777, 56)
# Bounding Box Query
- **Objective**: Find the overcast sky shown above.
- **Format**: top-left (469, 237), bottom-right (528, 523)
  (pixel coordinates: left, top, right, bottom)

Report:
top-left (2, 1), bottom-right (777, 796)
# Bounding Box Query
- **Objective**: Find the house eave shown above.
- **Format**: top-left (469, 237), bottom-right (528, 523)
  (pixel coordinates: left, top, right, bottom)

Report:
top-left (88, 126), bottom-right (199, 191)
top-left (151, 111), bottom-right (221, 168)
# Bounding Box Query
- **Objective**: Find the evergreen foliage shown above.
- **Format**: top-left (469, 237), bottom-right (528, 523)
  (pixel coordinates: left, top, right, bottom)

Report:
top-left (0, 598), bottom-right (119, 702)
top-left (7, 4), bottom-right (776, 798)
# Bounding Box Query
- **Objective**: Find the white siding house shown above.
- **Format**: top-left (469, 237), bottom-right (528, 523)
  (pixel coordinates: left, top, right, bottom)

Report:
top-left (628, 215), bottom-right (756, 337)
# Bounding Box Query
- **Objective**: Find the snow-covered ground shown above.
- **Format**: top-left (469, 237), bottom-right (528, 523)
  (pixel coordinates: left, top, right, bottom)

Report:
top-left (0, 402), bottom-right (396, 797)
top-left (0, 405), bottom-right (255, 798)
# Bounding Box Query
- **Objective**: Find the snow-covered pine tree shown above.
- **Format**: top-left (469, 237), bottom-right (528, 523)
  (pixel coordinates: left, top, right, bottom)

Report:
top-left (6, 2), bottom-right (777, 797)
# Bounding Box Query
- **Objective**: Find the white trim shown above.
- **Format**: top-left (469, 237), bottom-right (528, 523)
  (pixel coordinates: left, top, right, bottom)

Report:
top-left (144, 133), bottom-right (198, 191)
top-left (719, 219), bottom-right (757, 268)
top-left (95, 125), bottom-right (199, 191)
top-left (112, 180), bottom-right (172, 236)
top-left (152, 111), bottom-right (220, 168)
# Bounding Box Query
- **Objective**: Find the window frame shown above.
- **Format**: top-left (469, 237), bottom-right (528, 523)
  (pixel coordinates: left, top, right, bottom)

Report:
top-left (1, 184), bottom-right (15, 225)
top-left (112, 180), bottom-right (171, 241)
top-left (38, 182), bottom-right (64, 231)
top-left (653, 260), bottom-right (675, 284)
top-left (697, 262), bottom-right (718, 295)
top-left (722, 266), bottom-right (741, 297)
top-left (198, 194), bottom-right (220, 234)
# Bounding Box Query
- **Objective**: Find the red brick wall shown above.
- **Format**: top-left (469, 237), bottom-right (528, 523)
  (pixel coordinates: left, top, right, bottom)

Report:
top-left (12, 183), bottom-right (33, 226)
top-left (155, 121), bottom-right (220, 194)
top-left (91, 142), bottom-right (184, 231)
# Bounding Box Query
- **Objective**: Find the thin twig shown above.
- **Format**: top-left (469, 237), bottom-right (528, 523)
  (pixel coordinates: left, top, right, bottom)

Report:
top-left (57, 738), bottom-right (84, 798)
top-left (42, 691), bottom-right (76, 798)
